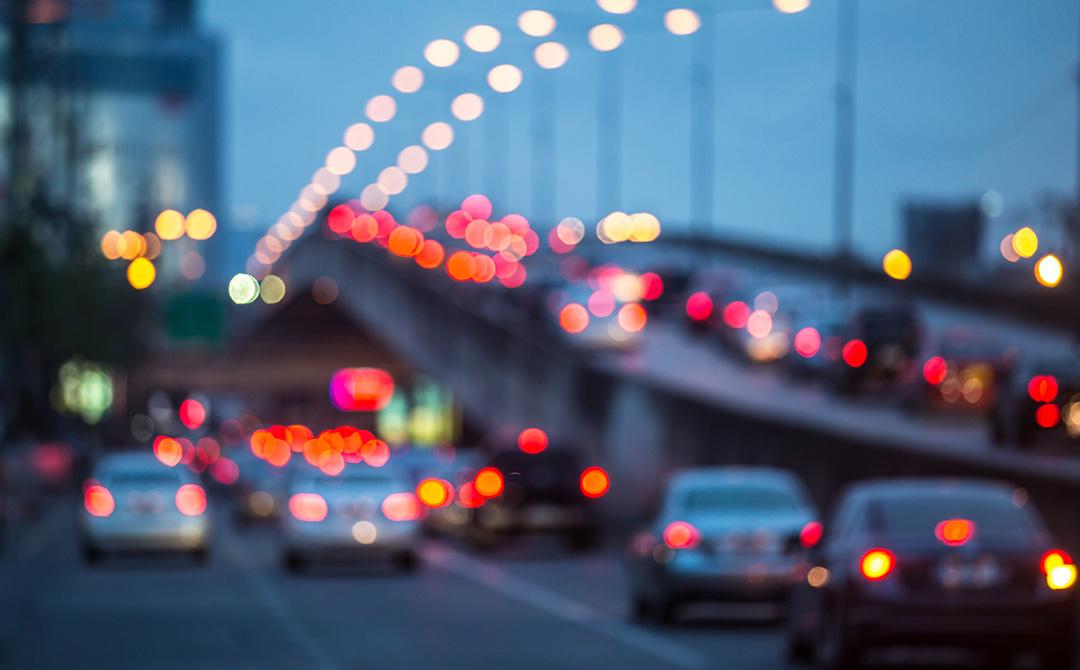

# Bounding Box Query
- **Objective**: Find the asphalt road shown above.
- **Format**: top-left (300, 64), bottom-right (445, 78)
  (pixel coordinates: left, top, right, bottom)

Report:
top-left (0, 499), bottom-right (792, 670)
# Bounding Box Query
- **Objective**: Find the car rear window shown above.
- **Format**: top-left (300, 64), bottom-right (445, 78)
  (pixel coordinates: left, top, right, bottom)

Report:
top-left (869, 492), bottom-right (1036, 540)
top-left (682, 485), bottom-right (799, 514)
top-left (107, 472), bottom-right (180, 486)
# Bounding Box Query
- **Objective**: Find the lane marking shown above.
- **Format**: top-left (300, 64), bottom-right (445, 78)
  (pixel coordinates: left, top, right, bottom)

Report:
top-left (222, 530), bottom-right (341, 670)
top-left (423, 545), bottom-right (708, 669)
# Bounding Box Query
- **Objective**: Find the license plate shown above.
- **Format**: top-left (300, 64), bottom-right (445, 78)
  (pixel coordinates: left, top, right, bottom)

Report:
top-left (938, 555), bottom-right (1001, 588)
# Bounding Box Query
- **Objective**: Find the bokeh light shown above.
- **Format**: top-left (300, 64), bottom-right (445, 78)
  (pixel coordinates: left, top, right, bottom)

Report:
top-left (154, 209), bottom-right (185, 240)
top-left (1012, 226), bottom-right (1038, 258)
top-left (422, 122), bottom-right (455, 150)
top-left (186, 209), bottom-right (217, 240)
top-left (464, 24), bottom-right (501, 52)
top-left (424, 39), bottom-right (460, 67)
top-left (617, 303), bottom-right (647, 332)
top-left (229, 273), bottom-right (260, 304)
top-left (518, 10), bottom-right (556, 37)
top-left (344, 123), bottom-right (375, 151)
top-left (580, 467), bottom-right (610, 498)
top-left (398, 145), bottom-right (429, 174)
top-left (518, 428), bottom-right (548, 454)
top-left (127, 257), bottom-right (156, 290)
top-left (452, 93), bottom-right (485, 121)
top-left (378, 166), bottom-right (409, 195)
top-left (665, 8), bottom-right (701, 35)
top-left (882, 249), bottom-right (912, 280)
top-left (366, 95), bottom-right (397, 123)
top-left (534, 42), bottom-right (569, 69)
top-left (391, 66), bottom-right (424, 93)
top-left (1035, 254), bottom-right (1063, 287)
top-left (260, 274), bottom-right (287, 304)
top-left (588, 24), bottom-right (624, 52)
top-left (488, 64), bottom-right (523, 93)
top-left (326, 146), bottom-right (357, 175)
top-left (597, 0), bottom-right (636, 13)
top-left (559, 303), bottom-right (590, 333)
top-left (361, 183), bottom-right (390, 211)
top-left (1000, 233), bottom-right (1020, 262)
top-left (773, 0), bottom-right (811, 13)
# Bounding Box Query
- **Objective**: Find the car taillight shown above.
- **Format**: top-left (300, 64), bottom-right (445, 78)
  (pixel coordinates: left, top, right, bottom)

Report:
top-left (473, 467), bottom-right (504, 498)
top-left (1043, 550), bottom-right (1077, 590)
top-left (416, 478), bottom-right (454, 508)
top-left (842, 339), bottom-right (868, 368)
top-left (175, 484), bottom-right (207, 516)
top-left (381, 492), bottom-right (421, 521)
top-left (799, 521), bottom-right (823, 549)
top-left (663, 521), bottom-right (700, 550)
top-left (289, 493), bottom-right (328, 522)
top-left (935, 518), bottom-right (974, 546)
top-left (859, 548), bottom-right (895, 581)
top-left (84, 484), bottom-right (115, 517)
top-left (579, 466), bottom-right (610, 498)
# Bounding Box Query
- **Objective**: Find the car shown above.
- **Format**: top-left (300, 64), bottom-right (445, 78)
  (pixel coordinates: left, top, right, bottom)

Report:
top-left (231, 448), bottom-right (289, 525)
top-left (786, 479), bottom-right (1076, 668)
top-left (281, 465), bottom-right (421, 572)
top-left (79, 452), bottom-right (209, 563)
top-left (828, 297), bottom-right (922, 394)
top-left (900, 328), bottom-right (1014, 415)
top-left (466, 447), bottom-right (607, 551)
top-left (991, 356), bottom-right (1080, 448)
top-left (625, 467), bottom-right (820, 623)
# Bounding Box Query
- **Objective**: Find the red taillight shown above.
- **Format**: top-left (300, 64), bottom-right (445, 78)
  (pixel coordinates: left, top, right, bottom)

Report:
top-left (175, 484), bottom-right (207, 516)
top-left (1042, 549), bottom-right (1073, 575)
top-left (1028, 375), bottom-right (1059, 403)
top-left (579, 466), bottom-right (610, 498)
top-left (381, 492), bottom-right (421, 521)
top-left (794, 327), bottom-right (821, 358)
top-left (685, 292), bottom-right (714, 322)
top-left (473, 467), bottom-right (504, 498)
top-left (663, 521), bottom-right (700, 549)
top-left (84, 484), bottom-right (115, 517)
top-left (859, 548), bottom-right (895, 581)
top-left (416, 478), bottom-right (454, 508)
top-left (289, 493), bottom-right (328, 522)
top-left (799, 521), bottom-right (823, 549)
top-left (1042, 549), bottom-right (1077, 590)
top-left (923, 356), bottom-right (948, 385)
top-left (842, 339), bottom-right (868, 368)
top-left (457, 481), bottom-right (485, 509)
top-left (934, 518), bottom-right (974, 546)
top-left (722, 301), bottom-right (750, 329)
top-left (1036, 403), bottom-right (1061, 428)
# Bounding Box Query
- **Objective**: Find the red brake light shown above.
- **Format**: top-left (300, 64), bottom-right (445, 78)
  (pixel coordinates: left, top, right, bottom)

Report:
top-left (473, 467), bottom-right (504, 498)
top-left (457, 481), bottom-right (485, 509)
top-left (799, 521), bottom-right (823, 549)
top-left (289, 493), bottom-right (328, 522)
top-left (1042, 549), bottom-right (1073, 575)
top-left (1036, 403), bottom-right (1061, 428)
top-left (794, 327), bottom-right (821, 358)
top-left (175, 484), bottom-right (207, 516)
top-left (722, 301), bottom-right (750, 329)
top-left (842, 339), bottom-right (868, 368)
top-left (934, 518), bottom-right (974, 546)
top-left (84, 484), bottom-right (115, 517)
top-left (685, 292), bottom-right (714, 322)
top-left (1043, 550), bottom-right (1077, 590)
top-left (923, 356), bottom-right (948, 385)
top-left (664, 521), bottom-right (700, 549)
top-left (579, 466), bottom-right (610, 498)
top-left (381, 492), bottom-right (421, 521)
top-left (859, 548), bottom-right (895, 581)
top-left (416, 478), bottom-right (454, 508)
top-left (1029, 375), bottom-right (1059, 403)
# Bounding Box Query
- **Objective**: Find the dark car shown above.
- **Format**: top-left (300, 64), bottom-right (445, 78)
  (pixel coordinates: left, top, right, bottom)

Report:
top-left (901, 328), bottom-right (1015, 415)
top-left (829, 299), bottom-right (922, 394)
top-left (991, 357), bottom-right (1080, 448)
top-left (466, 448), bottom-right (606, 550)
top-left (786, 479), bottom-right (1075, 668)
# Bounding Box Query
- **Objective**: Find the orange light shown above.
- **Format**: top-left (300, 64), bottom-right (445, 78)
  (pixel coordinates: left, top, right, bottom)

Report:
top-left (471, 255), bottom-right (497, 283)
top-left (289, 493), bottom-right (328, 522)
top-left (518, 428), bottom-right (548, 454)
top-left (175, 484), bottom-right (207, 516)
top-left (417, 478), bottom-right (453, 508)
top-left (360, 439), bottom-right (390, 467)
top-left (934, 518), bottom-right (974, 546)
top-left (617, 303), bottom-right (647, 332)
top-left (842, 339), bottom-right (868, 368)
top-left (415, 239), bottom-right (445, 269)
top-left (859, 548), bottom-right (895, 581)
top-left (382, 492), bottom-right (422, 521)
top-left (559, 303), bottom-right (590, 333)
top-left (84, 484), bottom-right (115, 517)
top-left (447, 251), bottom-right (476, 281)
top-left (663, 521), bottom-right (699, 549)
top-left (580, 466), bottom-right (610, 498)
top-left (458, 481), bottom-right (485, 509)
top-left (800, 521), bottom-right (823, 548)
top-left (153, 436), bottom-right (183, 467)
top-left (474, 467), bottom-right (505, 497)
top-left (1042, 549), bottom-right (1073, 575)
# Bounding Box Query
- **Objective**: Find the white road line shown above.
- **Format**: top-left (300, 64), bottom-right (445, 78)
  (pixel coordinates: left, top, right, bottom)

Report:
top-left (423, 545), bottom-right (709, 670)
top-left (222, 533), bottom-right (341, 670)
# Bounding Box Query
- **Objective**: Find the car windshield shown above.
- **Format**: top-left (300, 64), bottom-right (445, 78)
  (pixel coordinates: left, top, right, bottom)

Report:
top-left (681, 485), bottom-right (800, 514)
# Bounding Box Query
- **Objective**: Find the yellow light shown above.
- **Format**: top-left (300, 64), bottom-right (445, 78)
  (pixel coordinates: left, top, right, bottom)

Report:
top-left (451, 93), bottom-right (484, 121)
top-left (629, 212), bottom-right (661, 242)
top-left (487, 64), bottom-right (523, 93)
top-left (518, 10), bottom-right (556, 37)
top-left (598, 211), bottom-right (632, 243)
top-left (391, 66), bottom-right (423, 94)
top-left (589, 24), bottom-right (624, 52)
top-left (119, 230), bottom-right (145, 260)
top-left (154, 209), bottom-right (185, 240)
top-left (773, 0), bottom-right (811, 13)
top-left (882, 249), bottom-right (912, 280)
top-left (1035, 254), bottom-right (1063, 288)
top-left (534, 42), bottom-right (569, 69)
top-left (260, 274), bottom-right (287, 304)
top-left (186, 209), bottom-right (217, 240)
top-left (1048, 564), bottom-right (1077, 590)
top-left (127, 257), bottom-right (156, 290)
top-left (1012, 226), bottom-right (1038, 258)
top-left (424, 39), bottom-right (460, 67)
top-left (464, 24), bottom-right (501, 53)
top-left (860, 549), bottom-right (894, 580)
top-left (664, 8), bottom-right (701, 35)
top-left (597, 0), bottom-right (636, 13)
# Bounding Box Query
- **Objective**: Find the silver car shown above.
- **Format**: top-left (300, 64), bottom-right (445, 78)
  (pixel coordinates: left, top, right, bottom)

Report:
top-left (626, 466), bottom-right (819, 623)
top-left (282, 466), bottom-right (421, 572)
top-left (80, 452), bottom-right (210, 563)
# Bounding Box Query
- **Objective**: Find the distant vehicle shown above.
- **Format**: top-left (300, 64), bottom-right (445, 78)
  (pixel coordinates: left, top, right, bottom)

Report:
top-left (991, 357), bottom-right (1080, 448)
top-left (786, 479), bottom-right (1075, 668)
top-left (901, 329), bottom-right (1013, 414)
top-left (625, 467), bottom-right (820, 623)
top-left (80, 452), bottom-right (209, 563)
top-left (282, 466), bottom-right (420, 572)
top-left (829, 298), bottom-right (922, 393)
top-left (467, 448), bottom-right (606, 551)
top-left (231, 449), bottom-right (289, 525)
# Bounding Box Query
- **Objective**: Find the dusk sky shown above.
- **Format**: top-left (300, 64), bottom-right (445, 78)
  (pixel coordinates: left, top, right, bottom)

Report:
top-left (203, 0), bottom-right (1080, 265)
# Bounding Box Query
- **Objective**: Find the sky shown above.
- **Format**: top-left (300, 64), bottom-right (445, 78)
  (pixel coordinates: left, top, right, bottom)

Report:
top-left (202, 0), bottom-right (1080, 267)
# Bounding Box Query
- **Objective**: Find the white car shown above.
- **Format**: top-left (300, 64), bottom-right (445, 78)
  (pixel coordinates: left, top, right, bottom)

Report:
top-left (80, 452), bottom-right (209, 563)
top-left (282, 466), bottom-right (421, 572)
top-left (625, 467), bottom-right (819, 623)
